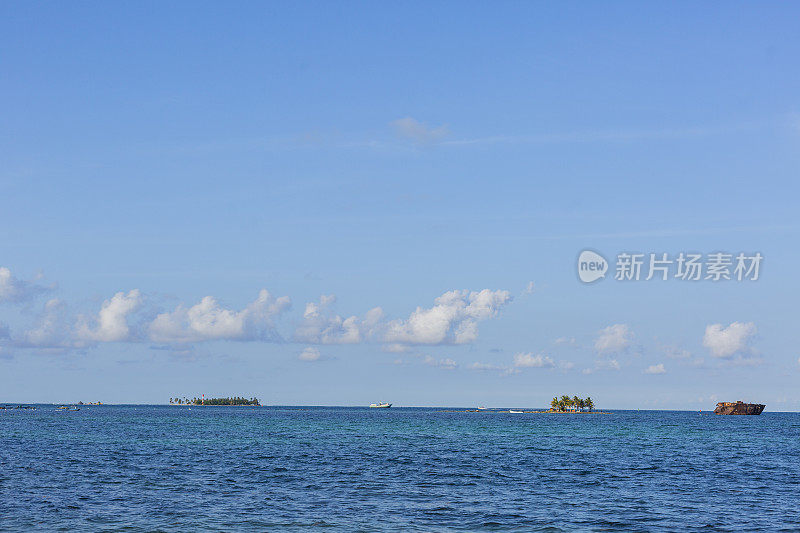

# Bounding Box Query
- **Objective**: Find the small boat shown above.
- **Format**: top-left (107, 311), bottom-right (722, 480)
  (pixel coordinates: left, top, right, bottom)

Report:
top-left (477, 406), bottom-right (487, 410)
top-left (509, 410), bottom-right (524, 413)
top-left (369, 402), bottom-right (392, 408)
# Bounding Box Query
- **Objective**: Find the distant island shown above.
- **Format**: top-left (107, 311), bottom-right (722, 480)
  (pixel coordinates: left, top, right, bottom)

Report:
top-left (169, 396), bottom-right (260, 406)
top-left (550, 395), bottom-right (594, 412)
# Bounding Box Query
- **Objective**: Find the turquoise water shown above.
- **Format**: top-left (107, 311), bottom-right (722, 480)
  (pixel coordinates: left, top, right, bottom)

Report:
top-left (1, 406), bottom-right (798, 531)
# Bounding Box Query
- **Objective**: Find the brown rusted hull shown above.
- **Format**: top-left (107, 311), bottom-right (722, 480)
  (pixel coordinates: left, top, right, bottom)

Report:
top-left (714, 401), bottom-right (765, 415)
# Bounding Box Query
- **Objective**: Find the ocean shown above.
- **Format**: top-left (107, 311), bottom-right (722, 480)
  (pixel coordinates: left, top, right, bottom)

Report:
top-left (1, 406), bottom-right (798, 532)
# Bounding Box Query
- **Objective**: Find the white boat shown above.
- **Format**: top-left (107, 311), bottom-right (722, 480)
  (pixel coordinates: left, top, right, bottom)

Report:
top-left (369, 402), bottom-right (392, 408)
top-left (509, 410), bottom-right (523, 413)
top-left (477, 406), bottom-right (487, 410)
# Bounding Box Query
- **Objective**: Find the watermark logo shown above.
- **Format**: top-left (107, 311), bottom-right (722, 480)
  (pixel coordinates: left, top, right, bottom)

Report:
top-left (577, 250), bottom-right (763, 284)
top-left (577, 250), bottom-right (608, 283)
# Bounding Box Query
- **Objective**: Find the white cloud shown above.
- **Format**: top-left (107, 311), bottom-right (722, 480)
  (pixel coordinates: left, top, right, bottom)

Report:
top-left (554, 336), bottom-right (578, 347)
top-left (391, 117), bottom-right (449, 144)
top-left (702, 322), bottom-right (757, 359)
top-left (662, 345), bottom-right (705, 367)
top-left (423, 355), bottom-right (458, 370)
top-left (23, 299), bottom-right (72, 347)
top-left (0, 267), bottom-right (51, 304)
top-left (594, 324), bottom-right (633, 355)
top-left (471, 351), bottom-right (569, 374)
top-left (524, 281), bottom-right (535, 295)
top-left (11, 284), bottom-right (509, 352)
top-left (644, 363), bottom-right (666, 375)
top-left (469, 361), bottom-right (503, 371)
top-left (664, 346), bottom-right (692, 359)
top-left (583, 358), bottom-right (621, 374)
top-left (294, 294), bottom-right (383, 344)
top-left (730, 357), bottom-right (764, 367)
top-left (298, 347), bottom-right (321, 361)
top-left (78, 290), bottom-right (143, 342)
top-left (513, 352), bottom-right (555, 368)
top-left (382, 343), bottom-right (410, 353)
top-left (384, 289), bottom-right (511, 346)
top-left (468, 361), bottom-right (518, 375)
top-left (5, 280), bottom-right (516, 359)
top-left (149, 289), bottom-right (290, 343)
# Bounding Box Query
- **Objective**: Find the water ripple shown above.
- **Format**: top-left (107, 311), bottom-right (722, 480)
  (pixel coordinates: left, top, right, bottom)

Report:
top-left (1, 407), bottom-right (798, 531)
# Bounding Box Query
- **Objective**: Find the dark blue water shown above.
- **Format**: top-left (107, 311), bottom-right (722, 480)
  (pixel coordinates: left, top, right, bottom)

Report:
top-left (1, 406), bottom-right (798, 532)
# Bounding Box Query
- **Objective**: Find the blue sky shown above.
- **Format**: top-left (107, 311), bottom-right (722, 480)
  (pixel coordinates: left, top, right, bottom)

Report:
top-left (1, 2), bottom-right (799, 408)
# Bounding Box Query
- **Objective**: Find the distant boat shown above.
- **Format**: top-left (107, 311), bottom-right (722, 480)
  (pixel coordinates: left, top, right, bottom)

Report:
top-left (369, 402), bottom-right (392, 408)
top-left (477, 406), bottom-right (487, 410)
top-left (509, 410), bottom-right (523, 413)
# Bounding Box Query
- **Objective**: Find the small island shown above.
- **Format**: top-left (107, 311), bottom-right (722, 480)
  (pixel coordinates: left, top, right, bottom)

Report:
top-left (169, 396), bottom-right (260, 406)
top-left (549, 395), bottom-right (594, 413)
top-left (441, 395), bottom-right (604, 414)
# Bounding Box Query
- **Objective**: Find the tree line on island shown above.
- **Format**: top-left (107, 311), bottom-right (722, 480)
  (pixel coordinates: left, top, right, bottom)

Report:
top-left (550, 395), bottom-right (594, 412)
top-left (169, 397), bottom-right (260, 406)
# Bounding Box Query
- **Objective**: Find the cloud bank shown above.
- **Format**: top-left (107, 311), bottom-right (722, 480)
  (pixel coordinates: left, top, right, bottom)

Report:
top-left (0, 267), bottom-right (51, 304)
top-left (3, 280), bottom-right (510, 356)
top-left (383, 289), bottom-right (511, 346)
top-left (294, 295), bottom-right (383, 345)
top-left (150, 290), bottom-right (291, 344)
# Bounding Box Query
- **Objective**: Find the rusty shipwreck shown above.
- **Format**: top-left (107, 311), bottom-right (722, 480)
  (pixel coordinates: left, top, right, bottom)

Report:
top-left (714, 401), bottom-right (765, 415)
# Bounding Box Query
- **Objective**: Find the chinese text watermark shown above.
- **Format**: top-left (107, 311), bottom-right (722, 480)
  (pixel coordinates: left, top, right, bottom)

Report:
top-left (578, 250), bottom-right (762, 283)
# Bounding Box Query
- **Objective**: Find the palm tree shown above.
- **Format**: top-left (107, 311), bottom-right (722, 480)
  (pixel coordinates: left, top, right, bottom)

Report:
top-left (551, 397), bottom-right (559, 411)
top-left (585, 397), bottom-right (594, 412)
top-left (572, 396), bottom-right (580, 412)
top-left (560, 395), bottom-right (571, 412)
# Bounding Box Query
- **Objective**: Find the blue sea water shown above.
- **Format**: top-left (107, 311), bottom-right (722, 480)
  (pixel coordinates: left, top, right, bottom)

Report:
top-left (1, 406), bottom-right (799, 532)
